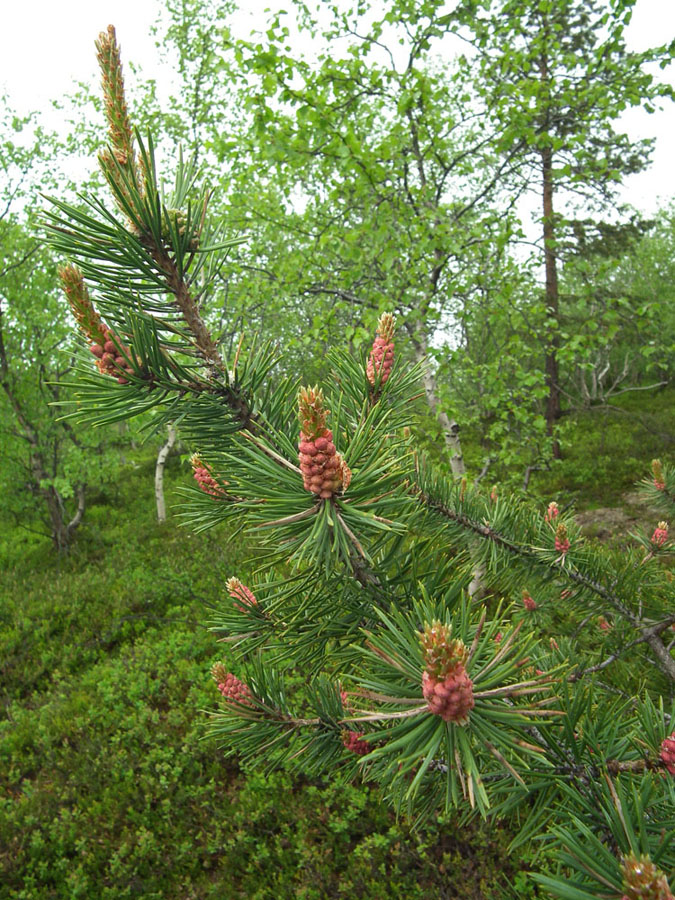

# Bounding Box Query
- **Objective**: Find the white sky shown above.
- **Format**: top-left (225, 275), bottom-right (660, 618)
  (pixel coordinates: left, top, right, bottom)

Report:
top-left (1, 0), bottom-right (674, 216)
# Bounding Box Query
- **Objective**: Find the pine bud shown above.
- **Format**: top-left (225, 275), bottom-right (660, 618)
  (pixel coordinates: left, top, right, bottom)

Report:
top-left (620, 853), bottom-right (674, 900)
top-left (226, 576), bottom-right (257, 611)
top-left (660, 732), bottom-right (675, 776)
top-left (420, 621), bottom-right (474, 724)
top-left (162, 207), bottom-right (199, 251)
top-left (211, 662), bottom-right (228, 684)
top-left (554, 523), bottom-right (570, 555)
top-left (366, 312), bottom-right (395, 386)
top-left (597, 616), bottom-right (611, 632)
top-left (420, 621), bottom-right (468, 677)
top-left (95, 24), bottom-right (146, 222)
top-left (651, 522), bottom-right (669, 548)
top-left (652, 459), bottom-right (666, 491)
top-left (59, 264), bottom-right (107, 345)
top-left (522, 589), bottom-right (537, 611)
top-left (459, 477), bottom-right (467, 502)
top-left (545, 501), bottom-right (559, 523)
top-left (95, 26), bottom-right (134, 156)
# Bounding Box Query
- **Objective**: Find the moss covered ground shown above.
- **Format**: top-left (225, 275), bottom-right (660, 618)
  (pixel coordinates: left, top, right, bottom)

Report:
top-left (0, 453), bottom-right (526, 899)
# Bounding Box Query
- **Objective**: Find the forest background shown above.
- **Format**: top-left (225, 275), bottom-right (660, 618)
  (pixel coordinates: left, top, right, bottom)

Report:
top-left (1, 0), bottom-right (675, 897)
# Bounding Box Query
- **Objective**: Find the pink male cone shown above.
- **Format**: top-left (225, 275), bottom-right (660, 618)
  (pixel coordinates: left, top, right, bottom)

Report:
top-left (422, 667), bottom-right (475, 724)
top-left (661, 733), bottom-right (675, 775)
top-left (420, 621), bottom-right (474, 725)
top-left (298, 386), bottom-right (350, 498)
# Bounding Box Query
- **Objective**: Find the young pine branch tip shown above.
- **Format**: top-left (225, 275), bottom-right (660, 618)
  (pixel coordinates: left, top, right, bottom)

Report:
top-left (298, 386), bottom-right (350, 498)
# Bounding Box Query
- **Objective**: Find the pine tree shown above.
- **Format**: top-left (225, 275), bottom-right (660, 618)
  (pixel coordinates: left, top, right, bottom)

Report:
top-left (44, 27), bottom-right (674, 898)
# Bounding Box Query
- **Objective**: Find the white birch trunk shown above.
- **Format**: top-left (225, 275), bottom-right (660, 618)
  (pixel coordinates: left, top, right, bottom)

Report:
top-left (408, 331), bottom-right (487, 595)
top-left (411, 334), bottom-right (465, 477)
top-left (155, 423), bottom-right (177, 523)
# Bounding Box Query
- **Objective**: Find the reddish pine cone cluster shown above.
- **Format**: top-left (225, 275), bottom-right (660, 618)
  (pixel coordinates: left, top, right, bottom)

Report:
top-left (660, 733), bottom-right (675, 776)
top-left (554, 523), bottom-right (570, 554)
top-left (342, 730), bottom-right (372, 756)
top-left (366, 312), bottom-right (395, 386)
top-left (620, 853), bottom-right (674, 900)
top-left (191, 454), bottom-right (225, 497)
top-left (211, 662), bottom-right (253, 707)
top-left (90, 326), bottom-right (135, 384)
top-left (651, 521), bottom-right (669, 548)
top-left (227, 576), bottom-right (257, 612)
top-left (652, 459), bottom-right (666, 491)
top-left (420, 621), bottom-right (474, 725)
top-left (522, 590), bottom-right (537, 611)
top-left (298, 386), bottom-right (350, 498)
top-left (422, 667), bottom-right (475, 724)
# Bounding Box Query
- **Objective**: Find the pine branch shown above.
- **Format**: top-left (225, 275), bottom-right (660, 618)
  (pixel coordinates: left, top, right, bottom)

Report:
top-left (411, 476), bottom-right (675, 681)
top-left (570, 617), bottom-right (675, 682)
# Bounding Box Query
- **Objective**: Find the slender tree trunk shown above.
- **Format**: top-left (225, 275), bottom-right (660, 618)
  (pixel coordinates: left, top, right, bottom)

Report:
top-left (409, 332), bottom-right (486, 595)
top-left (155, 423), bottom-right (177, 523)
top-left (402, 104), bottom-right (466, 476)
top-left (541, 144), bottom-right (561, 456)
top-left (44, 485), bottom-right (69, 552)
top-left (410, 332), bottom-right (465, 477)
top-left (1, 295), bottom-right (85, 552)
top-left (408, 332), bottom-right (490, 596)
top-left (0, 379), bottom-right (85, 551)
top-left (538, 40), bottom-right (562, 459)
top-left (45, 482), bottom-right (86, 552)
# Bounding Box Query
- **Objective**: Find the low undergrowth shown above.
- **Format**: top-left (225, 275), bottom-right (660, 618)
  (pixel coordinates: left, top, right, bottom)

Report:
top-left (0, 453), bottom-right (527, 899)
